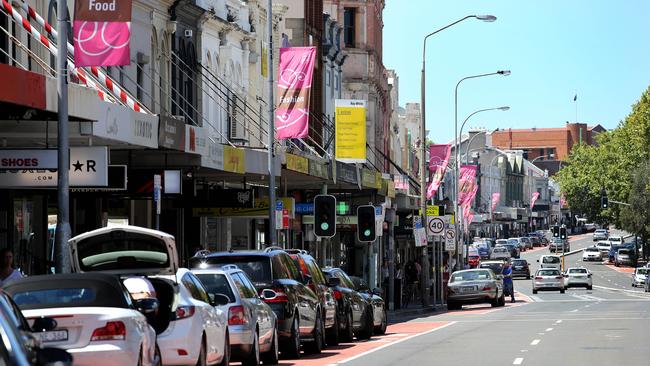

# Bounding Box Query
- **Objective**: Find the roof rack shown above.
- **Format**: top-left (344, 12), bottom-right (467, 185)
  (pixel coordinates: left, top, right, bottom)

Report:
top-left (219, 264), bottom-right (240, 271)
top-left (263, 246), bottom-right (285, 253)
top-left (193, 250), bottom-right (212, 258)
top-left (284, 249), bottom-right (310, 255)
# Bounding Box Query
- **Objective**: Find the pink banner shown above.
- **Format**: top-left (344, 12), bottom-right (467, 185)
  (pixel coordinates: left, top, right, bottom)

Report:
top-left (491, 192), bottom-right (501, 212)
top-left (74, 21), bottom-right (131, 67)
top-left (426, 144), bottom-right (451, 199)
top-left (531, 192), bottom-right (540, 210)
top-left (560, 193), bottom-right (567, 208)
top-left (275, 47), bottom-right (317, 139)
top-left (458, 165), bottom-right (478, 206)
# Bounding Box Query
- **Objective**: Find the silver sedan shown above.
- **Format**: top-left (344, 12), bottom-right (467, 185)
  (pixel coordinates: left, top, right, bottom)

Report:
top-left (447, 269), bottom-right (505, 310)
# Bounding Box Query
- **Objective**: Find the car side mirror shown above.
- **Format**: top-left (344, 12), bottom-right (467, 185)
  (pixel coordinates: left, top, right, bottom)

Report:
top-left (134, 298), bottom-right (159, 315)
top-left (327, 277), bottom-right (341, 287)
top-left (37, 347), bottom-right (73, 366)
top-left (210, 293), bottom-right (230, 306)
top-left (32, 317), bottom-right (58, 332)
top-left (536, 260), bottom-right (540, 262)
top-left (260, 289), bottom-right (277, 301)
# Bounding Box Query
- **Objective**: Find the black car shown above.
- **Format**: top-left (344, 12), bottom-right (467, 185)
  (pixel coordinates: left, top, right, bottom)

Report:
top-left (321, 268), bottom-right (374, 341)
top-left (349, 276), bottom-right (387, 335)
top-left (189, 249), bottom-right (322, 358)
top-left (478, 260), bottom-right (506, 276)
top-left (286, 250), bottom-right (338, 346)
top-left (511, 259), bottom-right (531, 279)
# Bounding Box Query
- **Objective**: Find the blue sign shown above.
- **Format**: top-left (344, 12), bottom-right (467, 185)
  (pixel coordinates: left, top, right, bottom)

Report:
top-left (275, 201), bottom-right (283, 211)
top-left (375, 207), bottom-right (382, 216)
top-left (295, 203), bottom-right (314, 215)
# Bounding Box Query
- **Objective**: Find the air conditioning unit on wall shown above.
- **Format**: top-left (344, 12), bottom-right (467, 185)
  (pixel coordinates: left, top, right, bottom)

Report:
top-left (184, 29), bottom-right (193, 38)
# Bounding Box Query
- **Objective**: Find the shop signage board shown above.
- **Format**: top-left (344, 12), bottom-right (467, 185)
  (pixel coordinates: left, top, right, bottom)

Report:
top-left (192, 189), bottom-right (254, 208)
top-left (223, 146), bottom-right (245, 174)
top-left (158, 116), bottom-right (186, 151)
top-left (295, 203), bottom-right (314, 215)
top-left (375, 205), bottom-right (385, 237)
top-left (335, 99), bottom-right (367, 163)
top-left (94, 101), bottom-right (159, 148)
top-left (0, 150), bottom-right (57, 170)
top-left (336, 162), bottom-right (357, 183)
top-left (201, 141), bottom-right (224, 170)
top-left (193, 197), bottom-right (294, 218)
top-left (361, 168), bottom-right (378, 188)
top-left (286, 153), bottom-right (309, 174)
top-left (308, 160), bottom-right (329, 179)
top-left (185, 125), bottom-right (208, 155)
top-left (0, 147), bottom-right (108, 187)
top-left (302, 215), bottom-right (357, 225)
top-left (282, 209), bottom-right (289, 229)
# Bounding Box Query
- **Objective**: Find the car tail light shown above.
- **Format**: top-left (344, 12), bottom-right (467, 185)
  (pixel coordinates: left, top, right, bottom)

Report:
top-left (482, 285), bottom-right (493, 291)
top-left (228, 305), bottom-right (248, 326)
top-left (262, 288), bottom-right (289, 303)
top-left (91, 321), bottom-right (126, 341)
top-left (175, 306), bottom-right (196, 320)
top-left (333, 290), bottom-right (343, 300)
top-left (535, 276), bottom-right (543, 280)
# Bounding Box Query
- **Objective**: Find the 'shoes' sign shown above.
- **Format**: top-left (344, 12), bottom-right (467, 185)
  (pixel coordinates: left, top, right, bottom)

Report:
top-left (73, 0), bottom-right (132, 67)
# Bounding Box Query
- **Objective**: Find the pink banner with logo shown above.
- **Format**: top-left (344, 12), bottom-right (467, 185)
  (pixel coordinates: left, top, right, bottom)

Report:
top-left (458, 165), bottom-right (478, 206)
top-left (560, 193), bottom-right (567, 208)
top-left (275, 47), bottom-right (317, 139)
top-left (426, 144), bottom-right (451, 199)
top-left (531, 192), bottom-right (540, 210)
top-left (74, 21), bottom-right (131, 67)
top-left (491, 192), bottom-right (501, 212)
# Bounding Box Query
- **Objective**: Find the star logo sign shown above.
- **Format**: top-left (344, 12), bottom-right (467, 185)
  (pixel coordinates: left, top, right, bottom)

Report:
top-left (72, 160), bottom-right (84, 171)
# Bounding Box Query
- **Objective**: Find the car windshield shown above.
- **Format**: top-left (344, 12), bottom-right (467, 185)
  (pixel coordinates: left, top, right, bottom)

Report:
top-left (595, 230), bottom-right (606, 233)
top-left (194, 273), bottom-right (236, 303)
top-left (450, 270), bottom-right (492, 283)
top-left (496, 240), bottom-right (508, 244)
top-left (512, 260), bottom-right (526, 265)
top-left (507, 239), bottom-right (518, 245)
top-left (598, 242), bottom-right (611, 247)
top-left (12, 288), bottom-right (97, 308)
top-left (479, 263), bottom-right (504, 273)
top-left (637, 268), bottom-right (648, 275)
top-left (586, 247), bottom-right (599, 252)
top-left (618, 249), bottom-right (632, 255)
top-left (538, 270), bottom-right (560, 276)
top-left (568, 268), bottom-right (587, 274)
top-left (194, 256), bottom-right (272, 284)
top-left (542, 256), bottom-right (561, 264)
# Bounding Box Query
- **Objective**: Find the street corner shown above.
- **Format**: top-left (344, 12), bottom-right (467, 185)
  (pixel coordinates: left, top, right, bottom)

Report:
top-left (273, 321), bottom-right (454, 366)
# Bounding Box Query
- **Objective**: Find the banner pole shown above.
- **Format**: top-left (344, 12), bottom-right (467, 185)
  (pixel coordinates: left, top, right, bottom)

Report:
top-left (266, 0), bottom-right (276, 247)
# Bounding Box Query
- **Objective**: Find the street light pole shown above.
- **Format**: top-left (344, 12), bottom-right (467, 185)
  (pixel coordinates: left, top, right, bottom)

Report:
top-left (420, 14), bottom-right (496, 307)
top-left (459, 106), bottom-right (509, 165)
top-left (454, 70), bottom-right (510, 268)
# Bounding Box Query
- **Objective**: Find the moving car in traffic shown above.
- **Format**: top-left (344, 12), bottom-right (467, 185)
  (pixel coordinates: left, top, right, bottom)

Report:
top-left (511, 259), bottom-right (531, 279)
top-left (632, 267), bottom-right (648, 288)
top-left (538, 255), bottom-right (562, 270)
top-left (447, 269), bottom-right (505, 310)
top-left (582, 246), bottom-right (603, 261)
top-left (549, 238), bottom-right (569, 253)
top-left (532, 269), bottom-right (565, 294)
top-left (490, 246), bottom-right (511, 260)
top-left (563, 268), bottom-right (593, 290)
top-left (593, 229), bottom-right (608, 241)
top-left (192, 265), bottom-right (279, 365)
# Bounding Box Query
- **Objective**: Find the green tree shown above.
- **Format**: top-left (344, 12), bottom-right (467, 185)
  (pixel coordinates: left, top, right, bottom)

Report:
top-left (620, 161), bottom-right (650, 259)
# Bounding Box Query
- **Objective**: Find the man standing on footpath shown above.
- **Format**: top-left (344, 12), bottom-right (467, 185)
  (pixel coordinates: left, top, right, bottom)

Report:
top-left (502, 261), bottom-right (515, 303)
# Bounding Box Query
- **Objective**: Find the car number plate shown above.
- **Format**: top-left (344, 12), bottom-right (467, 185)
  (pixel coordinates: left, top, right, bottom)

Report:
top-left (460, 286), bottom-right (477, 293)
top-left (514, 266), bottom-right (523, 270)
top-left (39, 330), bottom-right (68, 343)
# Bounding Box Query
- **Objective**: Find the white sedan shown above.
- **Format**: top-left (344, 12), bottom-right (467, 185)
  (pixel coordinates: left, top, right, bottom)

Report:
top-left (5, 273), bottom-right (158, 366)
top-left (532, 269), bottom-right (565, 294)
top-left (582, 247), bottom-right (603, 261)
top-left (564, 267), bottom-right (593, 290)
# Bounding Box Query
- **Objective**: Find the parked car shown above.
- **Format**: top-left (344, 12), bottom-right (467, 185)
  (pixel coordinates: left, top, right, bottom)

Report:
top-left (538, 255), bottom-right (562, 270)
top-left (520, 237), bottom-right (533, 250)
top-left (511, 259), bottom-right (531, 279)
top-left (478, 261), bottom-right (506, 277)
top-left (497, 243), bottom-right (520, 258)
top-left (529, 237), bottom-right (542, 247)
top-left (472, 241), bottom-right (491, 259)
top-left (447, 269), bottom-right (505, 310)
top-left (0, 289), bottom-right (73, 366)
top-left (592, 229), bottom-right (608, 241)
top-left (615, 248), bottom-right (637, 267)
top-left (286, 250), bottom-right (337, 346)
top-left (495, 239), bottom-right (509, 246)
top-left (582, 246), bottom-right (603, 261)
top-left (508, 238), bottom-right (526, 252)
top-left (549, 238), bottom-right (569, 253)
top-left (632, 267), bottom-right (648, 288)
top-left (192, 265), bottom-right (279, 365)
top-left (68, 225), bottom-right (229, 366)
top-left (189, 249), bottom-right (321, 358)
top-left (5, 273), bottom-right (159, 366)
top-left (532, 269), bottom-right (565, 294)
top-left (348, 276), bottom-right (387, 336)
top-left (563, 267), bottom-right (593, 290)
top-left (608, 235), bottom-right (625, 245)
top-left (490, 246), bottom-right (511, 260)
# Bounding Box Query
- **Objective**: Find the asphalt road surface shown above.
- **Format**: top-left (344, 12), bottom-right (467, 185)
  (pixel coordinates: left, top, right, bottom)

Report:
top-left (294, 231), bottom-right (650, 366)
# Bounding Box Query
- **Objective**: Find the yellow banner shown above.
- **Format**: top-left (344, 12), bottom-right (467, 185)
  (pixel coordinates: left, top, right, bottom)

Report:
top-left (224, 146), bottom-right (245, 174)
top-left (193, 197), bottom-right (295, 217)
top-left (286, 153), bottom-right (309, 174)
top-left (387, 181), bottom-right (396, 198)
top-left (335, 100), bottom-right (366, 163)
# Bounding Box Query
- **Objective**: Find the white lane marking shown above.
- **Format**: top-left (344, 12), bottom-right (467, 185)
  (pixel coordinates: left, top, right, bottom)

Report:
top-left (530, 296), bottom-right (543, 302)
top-left (335, 321), bottom-right (456, 364)
top-left (546, 328), bottom-right (554, 331)
top-left (530, 339), bottom-right (540, 345)
top-left (556, 320), bottom-right (562, 324)
top-left (538, 332), bottom-right (545, 335)
top-left (585, 305), bottom-right (591, 308)
top-left (513, 357), bottom-right (524, 365)
top-left (570, 309), bottom-right (579, 313)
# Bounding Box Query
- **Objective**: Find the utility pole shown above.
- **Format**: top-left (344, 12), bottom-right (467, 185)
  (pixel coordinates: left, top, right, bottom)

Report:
top-left (54, 0), bottom-right (71, 273)
top-left (266, 0), bottom-right (276, 247)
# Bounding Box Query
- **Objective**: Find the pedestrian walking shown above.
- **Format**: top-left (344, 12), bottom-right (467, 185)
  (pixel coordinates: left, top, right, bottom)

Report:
top-left (502, 261), bottom-right (515, 303)
top-left (0, 248), bottom-right (23, 286)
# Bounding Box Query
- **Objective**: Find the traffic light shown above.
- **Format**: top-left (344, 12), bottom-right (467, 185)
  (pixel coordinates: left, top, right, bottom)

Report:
top-left (601, 188), bottom-right (608, 209)
top-left (560, 226), bottom-right (567, 240)
top-left (552, 225), bottom-right (559, 238)
top-left (357, 205), bottom-right (376, 242)
top-left (314, 195), bottom-right (336, 238)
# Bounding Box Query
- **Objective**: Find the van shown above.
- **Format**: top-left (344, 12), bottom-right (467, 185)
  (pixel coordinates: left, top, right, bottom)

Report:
top-left (538, 255), bottom-right (562, 270)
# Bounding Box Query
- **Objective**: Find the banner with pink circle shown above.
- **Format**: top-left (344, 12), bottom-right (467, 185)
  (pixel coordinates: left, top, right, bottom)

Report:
top-left (275, 47), bottom-right (316, 140)
top-left (74, 21), bottom-right (130, 67)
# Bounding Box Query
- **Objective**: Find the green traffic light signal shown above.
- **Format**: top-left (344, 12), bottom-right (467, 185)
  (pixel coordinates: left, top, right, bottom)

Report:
top-left (364, 229), bottom-right (371, 237)
top-left (321, 222), bottom-right (329, 231)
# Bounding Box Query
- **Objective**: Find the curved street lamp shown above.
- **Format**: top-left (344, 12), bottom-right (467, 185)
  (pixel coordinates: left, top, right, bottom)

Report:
top-left (418, 14), bottom-right (497, 309)
top-left (460, 106), bottom-right (510, 165)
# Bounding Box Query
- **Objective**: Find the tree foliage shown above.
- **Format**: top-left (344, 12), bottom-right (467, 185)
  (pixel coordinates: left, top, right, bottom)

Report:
top-left (556, 86), bottom-right (650, 227)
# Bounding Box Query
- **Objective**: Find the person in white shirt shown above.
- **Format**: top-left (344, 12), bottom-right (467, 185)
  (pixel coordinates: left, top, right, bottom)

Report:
top-left (0, 248), bottom-right (23, 285)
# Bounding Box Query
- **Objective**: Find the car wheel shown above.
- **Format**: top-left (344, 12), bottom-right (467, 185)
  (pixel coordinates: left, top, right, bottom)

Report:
top-left (341, 310), bottom-right (354, 342)
top-left (305, 312), bottom-right (323, 354)
top-left (262, 326), bottom-right (279, 365)
top-left (326, 312), bottom-right (339, 346)
top-left (243, 330), bottom-right (260, 366)
top-left (356, 308), bottom-right (373, 340)
top-left (195, 336), bottom-right (207, 366)
top-left (375, 309), bottom-right (387, 335)
top-left (218, 331), bottom-right (230, 366)
top-left (526, 274), bottom-right (531, 280)
top-left (532, 289), bottom-right (538, 294)
top-left (447, 300), bottom-right (460, 310)
top-left (560, 289), bottom-right (565, 294)
top-left (282, 315), bottom-right (301, 359)
top-left (587, 285), bottom-right (593, 290)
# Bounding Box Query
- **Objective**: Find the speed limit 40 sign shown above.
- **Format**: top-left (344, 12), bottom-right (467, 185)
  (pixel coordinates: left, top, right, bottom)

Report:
top-left (426, 216), bottom-right (447, 237)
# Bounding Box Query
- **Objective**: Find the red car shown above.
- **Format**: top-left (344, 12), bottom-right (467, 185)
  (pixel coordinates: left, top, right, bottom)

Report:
top-left (468, 255), bottom-right (480, 268)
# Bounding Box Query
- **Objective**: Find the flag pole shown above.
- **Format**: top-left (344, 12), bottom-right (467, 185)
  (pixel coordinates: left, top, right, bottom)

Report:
top-left (266, 0), bottom-right (277, 247)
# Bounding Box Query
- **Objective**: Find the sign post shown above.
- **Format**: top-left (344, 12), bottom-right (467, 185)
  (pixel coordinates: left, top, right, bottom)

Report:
top-left (153, 174), bottom-right (161, 230)
top-left (445, 228), bottom-right (456, 251)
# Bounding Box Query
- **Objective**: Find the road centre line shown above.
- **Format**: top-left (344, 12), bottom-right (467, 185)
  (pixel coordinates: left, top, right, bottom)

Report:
top-left (334, 321), bottom-right (457, 365)
top-left (513, 357), bottom-right (524, 365)
top-left (545, 328), bottom-right (554, 331)
top-left (555, 320), bottom-right (562, 324)
top-left (530, 339), bottom-right (540, 345)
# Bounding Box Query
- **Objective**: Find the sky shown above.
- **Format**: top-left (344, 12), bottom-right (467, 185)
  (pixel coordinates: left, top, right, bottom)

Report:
top-left (383, 0), bottom-right (650, 144)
